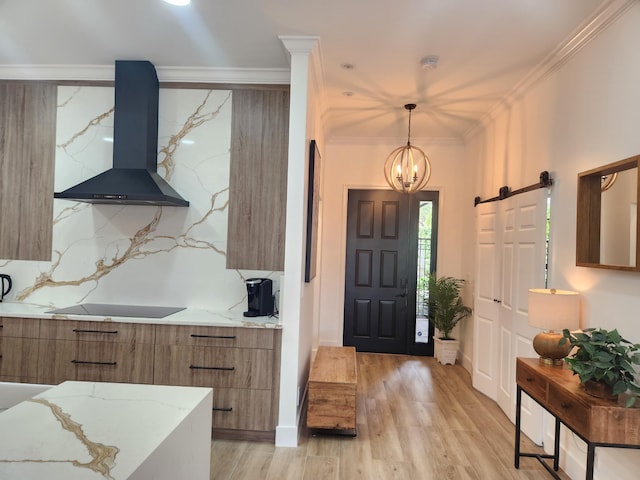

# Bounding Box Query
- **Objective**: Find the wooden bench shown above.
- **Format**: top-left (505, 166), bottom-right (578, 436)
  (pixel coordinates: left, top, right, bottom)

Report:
top-left (306, 346), bottom-right (357, 435)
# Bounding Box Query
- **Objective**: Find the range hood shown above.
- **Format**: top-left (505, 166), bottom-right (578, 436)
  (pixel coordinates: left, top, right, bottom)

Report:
top-left (54, 60), bottom-right (189, 207)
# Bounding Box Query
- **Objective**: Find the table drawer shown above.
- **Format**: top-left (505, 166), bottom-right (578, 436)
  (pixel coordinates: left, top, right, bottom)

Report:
top-left (155, 324), bottom-right (274, 349)
top-left (548, 382), bottom-right (590, 437)
top-left (0, 317), bottom-right (40, 338)
top-left (40, 319), bottom-right (155, 343)
top-left (516, 360), bottom-right (547, 402)
top-left (37, 339), bottom-right (154, 385)
top-left (153, 345), bottom-right (273, 389)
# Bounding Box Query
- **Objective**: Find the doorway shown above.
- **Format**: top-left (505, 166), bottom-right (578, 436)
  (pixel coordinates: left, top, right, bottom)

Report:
top-left (343, 189), bottom-right (439, 355)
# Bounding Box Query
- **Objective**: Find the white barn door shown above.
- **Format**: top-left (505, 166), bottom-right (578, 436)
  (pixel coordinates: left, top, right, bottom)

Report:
top-left (472, 201), bottom-right (501, 397)
top-left (473, 188), bottom-right (548, 445)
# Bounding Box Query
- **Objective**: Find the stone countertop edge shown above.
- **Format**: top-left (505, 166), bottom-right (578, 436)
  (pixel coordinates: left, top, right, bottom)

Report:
top-left (0, 302), bottom-right (281, 329)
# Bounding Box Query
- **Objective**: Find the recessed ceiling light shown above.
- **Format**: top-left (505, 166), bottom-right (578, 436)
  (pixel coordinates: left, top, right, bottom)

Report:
top-left (420, 55), bottom-right (439, 70)
top-left (163, 0), bottom-right (190, 6)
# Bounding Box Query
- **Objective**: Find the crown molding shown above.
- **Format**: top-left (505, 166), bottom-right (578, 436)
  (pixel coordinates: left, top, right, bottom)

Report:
top-left (464, 0), bottom-right (637, 141)
top-left (326, 136), bottom-right (463, 147)
top-left (0, 64), bottom-right (290, 84)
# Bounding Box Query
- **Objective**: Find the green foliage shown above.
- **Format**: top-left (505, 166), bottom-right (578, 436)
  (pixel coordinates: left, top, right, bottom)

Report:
top-left (427, 274), bottom-right (472, 340)
top-left (561, 328), bottom-right (640, 407)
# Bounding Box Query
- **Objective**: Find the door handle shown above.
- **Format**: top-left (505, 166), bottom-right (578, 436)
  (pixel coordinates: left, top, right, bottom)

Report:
top-left (395, 292), bottom-right (407, 298)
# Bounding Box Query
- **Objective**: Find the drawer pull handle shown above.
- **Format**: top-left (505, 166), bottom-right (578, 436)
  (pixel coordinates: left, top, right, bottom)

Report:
top-left (190, 334), bottom-right (236, 340)
top-left (561, 402), bottom-right (570, 409)
top-left (73, 329), bottom-right (118, 335)
top-left (189, 365), bottom-right (235, 371)
top-left (526, 377), bottom-right (534, 382)
top-left (213, 407), bottom-right (233, 412)
top-left (0, 324), bottom-right (3, 328)
top-left (72, 360), bottom-right (117, 366)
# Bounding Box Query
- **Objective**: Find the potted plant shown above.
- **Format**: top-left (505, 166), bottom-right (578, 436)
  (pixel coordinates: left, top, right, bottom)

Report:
top-left (561, 328), bottom-right (640, 407)
top-left (428, 274), bottom-right (472, 365)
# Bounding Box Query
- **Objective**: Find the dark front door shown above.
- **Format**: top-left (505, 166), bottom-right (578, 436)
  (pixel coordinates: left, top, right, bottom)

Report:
top-left (343, 189), bottom-right (437, 355)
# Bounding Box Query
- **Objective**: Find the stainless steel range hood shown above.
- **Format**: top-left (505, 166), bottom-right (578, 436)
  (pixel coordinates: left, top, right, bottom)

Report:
top-left (54, 60), bottom-right (189, 207)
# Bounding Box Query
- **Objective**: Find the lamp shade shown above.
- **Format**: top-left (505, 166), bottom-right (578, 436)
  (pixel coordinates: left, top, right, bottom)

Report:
top-left (528, 288), bottom-right (580, 331)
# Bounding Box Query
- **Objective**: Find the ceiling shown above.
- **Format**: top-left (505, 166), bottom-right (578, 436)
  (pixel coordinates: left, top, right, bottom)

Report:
top-left (0, 0), bottom-right (609, 141)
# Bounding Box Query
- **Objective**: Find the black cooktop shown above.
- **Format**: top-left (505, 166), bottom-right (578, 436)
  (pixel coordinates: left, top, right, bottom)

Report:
top-left (47, 303), bottom-right (185, 319)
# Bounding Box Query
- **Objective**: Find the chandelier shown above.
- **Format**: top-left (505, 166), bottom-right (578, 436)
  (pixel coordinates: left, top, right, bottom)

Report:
top-left (384, 104), bottom-right (431, 194)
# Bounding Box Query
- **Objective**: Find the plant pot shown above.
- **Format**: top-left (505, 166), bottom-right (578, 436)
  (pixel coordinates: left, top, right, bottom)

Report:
top-left (434, 337), bottom-right (459, 365)
top-left (584, 380), bottom-right (618, 401)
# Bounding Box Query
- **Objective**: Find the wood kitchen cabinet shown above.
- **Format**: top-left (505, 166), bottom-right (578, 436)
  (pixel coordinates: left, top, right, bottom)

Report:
top-left (36, 319), bottom-right (155, 385)
top-left (0, 82), bottom-right (56, 261)
top-left (226, 88), bottom-right (289, 271)
top-left (154, 324), bottom-right (281, 438)
top-left (0, 317), bottom-right (40, 382)
top-left (1, 316), bottom-right (281, 440)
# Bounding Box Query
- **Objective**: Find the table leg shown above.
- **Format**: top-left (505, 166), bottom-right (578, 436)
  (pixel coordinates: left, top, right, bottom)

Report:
top-left (586, 443), bottom-right (595, 480)
top-left (515, 385), bottom-right (522, 468)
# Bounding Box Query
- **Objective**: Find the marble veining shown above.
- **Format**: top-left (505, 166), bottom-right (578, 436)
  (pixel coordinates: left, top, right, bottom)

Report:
top-left (0, 381), bottom-right (213, 480)
top-left (29, 398), bottom-right (119, 479)
top-left (0, 86), bottom-right (280, 311)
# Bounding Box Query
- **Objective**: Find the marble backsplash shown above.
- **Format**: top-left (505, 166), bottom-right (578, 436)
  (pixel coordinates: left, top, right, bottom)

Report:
top-left (0, 86), bottom-right (279, 313)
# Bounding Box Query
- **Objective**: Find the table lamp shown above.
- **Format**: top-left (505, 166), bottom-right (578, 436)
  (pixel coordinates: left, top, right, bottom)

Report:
top-left (528, 288), bottom-right (580, 366)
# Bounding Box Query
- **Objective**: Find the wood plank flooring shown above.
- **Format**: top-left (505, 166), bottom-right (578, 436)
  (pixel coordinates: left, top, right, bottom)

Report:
top-left (211, 353), bottom-right (569, 480)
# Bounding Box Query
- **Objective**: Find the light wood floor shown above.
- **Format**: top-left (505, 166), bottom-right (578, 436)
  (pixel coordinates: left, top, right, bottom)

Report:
top-left (210, 353), bottom-right (569, 479)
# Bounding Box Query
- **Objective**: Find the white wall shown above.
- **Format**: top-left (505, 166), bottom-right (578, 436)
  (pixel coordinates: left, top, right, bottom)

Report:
top-left (465, 4), bottom-right (640, 478)
top-left (317, 139), bottom-right (474, 355)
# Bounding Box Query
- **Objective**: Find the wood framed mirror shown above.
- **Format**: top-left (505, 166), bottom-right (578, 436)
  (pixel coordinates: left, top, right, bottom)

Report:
top-left (577, 154), bottom-right (640, 271)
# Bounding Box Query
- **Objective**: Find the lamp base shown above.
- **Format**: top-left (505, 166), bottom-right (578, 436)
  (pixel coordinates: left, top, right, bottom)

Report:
top-left (532, 331), bottom-right (570, 366)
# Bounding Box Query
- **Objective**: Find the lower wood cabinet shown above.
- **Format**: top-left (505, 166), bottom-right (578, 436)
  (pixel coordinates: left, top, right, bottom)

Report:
top-left (154, 324), bottom-right (281, 437)
top-left (37, 340), bottom-right (155, 385)
top-left (0, 316), bottom-right (282, 439)
top-left (0, 317), bottom-right (40, 382)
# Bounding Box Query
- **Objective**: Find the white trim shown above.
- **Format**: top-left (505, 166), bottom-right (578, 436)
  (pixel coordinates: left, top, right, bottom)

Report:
top-left (275, 425), bottom-right (298, 447)
top-left (0, 64), bottom-right (290, 84)
top-left (327, 136), bottom-right (463, 146)
top-left (464, 0), bottom-right (637, 140)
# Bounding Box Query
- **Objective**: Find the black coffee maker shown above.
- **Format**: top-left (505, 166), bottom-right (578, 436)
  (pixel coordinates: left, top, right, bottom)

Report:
top-left (243, 278), bottom-right (274, 317)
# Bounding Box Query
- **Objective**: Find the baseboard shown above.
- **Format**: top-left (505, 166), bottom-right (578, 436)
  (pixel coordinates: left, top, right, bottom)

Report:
top-left (275, 383), bottom-right (309, 447)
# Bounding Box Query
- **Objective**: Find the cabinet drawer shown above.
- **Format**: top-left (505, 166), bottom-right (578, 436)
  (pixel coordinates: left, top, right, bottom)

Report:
top-left (154, 345), bottom-right (273, 389)
top-left (37, 339), bottom-right (154, 385)
top-left (0, 337), bottom-right (39, 379)
top-left (548, 382), bottom-right (590, 437)
top-left (155, 324), bottom-right (274, 349)
top-left (0, 317), bottom-right (40, 338)
top-left (516, 360), bottom-right (547, 402)
top-left (212, 388), bottom-right (274, 431)
top-left (40, 319), bottom-right (155, 343)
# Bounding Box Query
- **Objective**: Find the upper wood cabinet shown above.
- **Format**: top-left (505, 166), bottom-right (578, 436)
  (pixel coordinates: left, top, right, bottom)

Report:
top-left (0, 82), bottom-right (56, 261)
top-left (227, 89), bottom-right (289, 271)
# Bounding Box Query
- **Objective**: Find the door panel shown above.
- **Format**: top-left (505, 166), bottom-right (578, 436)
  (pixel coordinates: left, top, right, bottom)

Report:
top-left (473, 203), bottom-right (501, 395)
top-left (343, 190), bottom-right (438, 355)
top-left (344, 191), bottom-right (409, 353)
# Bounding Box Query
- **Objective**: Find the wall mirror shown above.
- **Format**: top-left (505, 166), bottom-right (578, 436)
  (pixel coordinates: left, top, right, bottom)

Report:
top-left (577, 154), bottom-right (640, 271)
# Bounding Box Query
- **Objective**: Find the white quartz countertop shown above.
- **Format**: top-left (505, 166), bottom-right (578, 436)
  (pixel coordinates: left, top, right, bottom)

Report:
top-left (0, 381), bottom-right (213, 480)
top-left (0, 301), bottom-right (281, 329)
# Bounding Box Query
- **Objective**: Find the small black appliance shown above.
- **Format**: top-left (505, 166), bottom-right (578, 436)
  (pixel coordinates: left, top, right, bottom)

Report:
top-left (244, 278), bottom-right (274, 317)
top-left (0, 274), bottom-right (11, 302)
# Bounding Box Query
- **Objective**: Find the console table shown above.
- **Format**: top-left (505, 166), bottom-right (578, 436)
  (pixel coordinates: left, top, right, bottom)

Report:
top-left (515, 357), bottom-right (640, 480)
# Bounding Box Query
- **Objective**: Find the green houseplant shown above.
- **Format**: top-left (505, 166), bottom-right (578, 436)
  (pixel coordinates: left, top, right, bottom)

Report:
top-left (428, 274), bottom-right (472, 365)
top-left (561, 328), bottom-right (640, 407)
